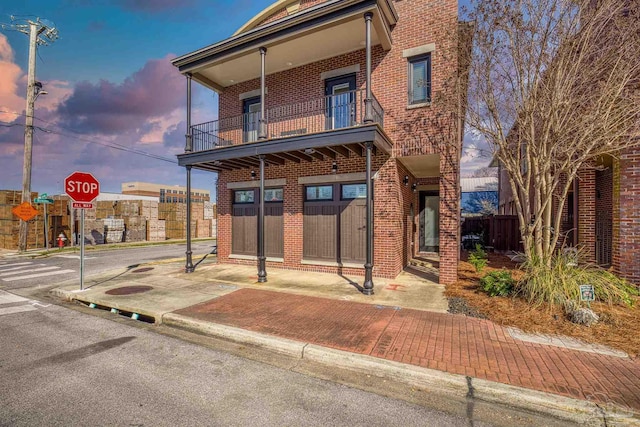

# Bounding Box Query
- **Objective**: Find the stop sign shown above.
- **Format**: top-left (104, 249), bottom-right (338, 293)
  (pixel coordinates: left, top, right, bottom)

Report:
top-left (65, 171), bottom-right (100, 203)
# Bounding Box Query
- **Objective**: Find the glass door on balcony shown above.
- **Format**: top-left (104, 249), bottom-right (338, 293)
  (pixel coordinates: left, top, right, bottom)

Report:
top-left (325, 74), bottom-right (355, 130)
top-left (243, 96), bottom-right (261, 142)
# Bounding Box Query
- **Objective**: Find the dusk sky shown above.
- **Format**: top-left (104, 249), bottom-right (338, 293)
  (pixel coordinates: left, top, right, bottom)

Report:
top-left (0, 0), bottom-right (484, 199)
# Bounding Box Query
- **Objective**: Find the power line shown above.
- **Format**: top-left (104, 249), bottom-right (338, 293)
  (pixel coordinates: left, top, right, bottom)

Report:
top-left (0, 112), bottom-right (179, 163)
top-left (35, 126), bottom-right (178, 164)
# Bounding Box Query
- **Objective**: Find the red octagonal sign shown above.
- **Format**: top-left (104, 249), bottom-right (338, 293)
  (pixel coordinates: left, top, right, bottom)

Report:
top-left (65, 171), bottom-right (100, 203)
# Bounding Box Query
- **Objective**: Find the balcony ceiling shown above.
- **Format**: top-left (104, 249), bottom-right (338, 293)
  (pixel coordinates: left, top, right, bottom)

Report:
top-left (399, 154), bottom-right (440, 178)
top-left (173, 0), bottom-right (396, 92)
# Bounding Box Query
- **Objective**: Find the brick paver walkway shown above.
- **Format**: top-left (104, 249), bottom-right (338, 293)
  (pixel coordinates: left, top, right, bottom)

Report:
top-left (175, 288), bottom-right (640, 412)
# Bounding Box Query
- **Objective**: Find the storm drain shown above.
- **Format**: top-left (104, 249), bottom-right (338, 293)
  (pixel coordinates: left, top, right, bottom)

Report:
top-left (78, 300), bottom-right (155, 324)
top-left (106, 285), bottom-right (154, 295)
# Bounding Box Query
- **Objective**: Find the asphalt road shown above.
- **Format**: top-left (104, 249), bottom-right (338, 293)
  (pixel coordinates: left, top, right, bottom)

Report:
top-left (0, 240), bottom-right (216, 290)
top-left (0, 294), bottom-right (490, 427)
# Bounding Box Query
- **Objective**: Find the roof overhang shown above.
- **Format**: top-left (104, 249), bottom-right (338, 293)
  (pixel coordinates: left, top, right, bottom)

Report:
top-left (398, 154), bottom-right (440, 178)
top-left (177, 124), bottom-right (392, 171)
top-left (172, 0), bottom-right (397, 92)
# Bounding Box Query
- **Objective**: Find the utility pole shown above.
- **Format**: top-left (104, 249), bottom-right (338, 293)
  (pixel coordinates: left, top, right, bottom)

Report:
top-left (1, 17), bottom-right (59, 251)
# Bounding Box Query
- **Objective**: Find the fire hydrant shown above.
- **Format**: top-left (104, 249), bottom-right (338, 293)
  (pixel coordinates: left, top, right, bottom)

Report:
top-left (57, 233), bottom-right (67, 249)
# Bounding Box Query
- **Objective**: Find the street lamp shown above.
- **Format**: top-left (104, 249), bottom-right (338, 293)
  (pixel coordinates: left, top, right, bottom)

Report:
top-left (34, 81), bottom-right (48, 101)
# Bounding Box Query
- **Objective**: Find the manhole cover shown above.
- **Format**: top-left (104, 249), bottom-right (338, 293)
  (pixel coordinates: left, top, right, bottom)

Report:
top-left (132, 267), bottom-right (154, 273)
top-left (106, 285), bottom-right (154, 295)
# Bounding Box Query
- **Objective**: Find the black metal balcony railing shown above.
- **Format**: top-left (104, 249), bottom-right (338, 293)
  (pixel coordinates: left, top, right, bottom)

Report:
top-left (190, 89), bottom-right (384, 152)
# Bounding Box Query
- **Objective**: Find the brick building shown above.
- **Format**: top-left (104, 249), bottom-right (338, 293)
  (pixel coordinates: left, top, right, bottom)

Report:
top-left (121, 182), bottom-right (210, 203)
top-left (172, 0), bottom-right (466, 291)
top-left (497, 151), bottom-right (640, 286)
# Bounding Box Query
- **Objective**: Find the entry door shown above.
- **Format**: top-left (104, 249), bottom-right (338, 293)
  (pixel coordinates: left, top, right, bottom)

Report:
top-left (325, 75), bottom-right (356, 130)
top-left (419, 192), bottom-right (439, 252)
top-left (243, 97), bottom-right (261, 142)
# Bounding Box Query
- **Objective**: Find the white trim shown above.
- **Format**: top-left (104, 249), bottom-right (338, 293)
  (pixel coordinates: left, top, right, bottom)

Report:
top-left (407, 102), bottom-right (431, 110)
top-left (301, 259), bottom-right (364, 269)
top-left (239, 88), bottom-right (268, 100)
top-left (227, 178), bottom-right (286, 189)
top-left (286, 1), bottom-right (300, 14)
top-left (298, 172), bottom-right (365, 184)
top-left (417, 184), bottom-right (439, 191)
top-left (402, 43), bottom-right (436, 58)
top-left (229, 254), bottom-right (284, 263)
top-left (320, 64), bottom-right (360, 81)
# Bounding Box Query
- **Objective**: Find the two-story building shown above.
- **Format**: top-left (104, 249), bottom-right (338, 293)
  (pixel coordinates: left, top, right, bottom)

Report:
top-left (172, 0), bottom-right (465, 292)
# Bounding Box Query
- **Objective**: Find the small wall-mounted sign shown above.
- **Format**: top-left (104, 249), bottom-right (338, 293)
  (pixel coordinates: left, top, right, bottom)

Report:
top-left (579, 284), bottom-right (595, 302)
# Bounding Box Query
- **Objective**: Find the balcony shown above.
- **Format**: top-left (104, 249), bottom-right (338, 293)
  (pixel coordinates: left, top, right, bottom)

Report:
top-left (191, 89), bottom-right (383, 152)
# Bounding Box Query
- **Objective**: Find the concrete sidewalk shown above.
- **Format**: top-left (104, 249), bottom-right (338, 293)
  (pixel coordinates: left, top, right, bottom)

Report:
top-left (51, 260), bottom-right (640, 426)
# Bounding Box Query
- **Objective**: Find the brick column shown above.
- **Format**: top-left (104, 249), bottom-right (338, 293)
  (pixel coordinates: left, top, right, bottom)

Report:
top-left (577, 169), bottom-right (596, 263)
top-left (216, 172), bottom-right (232, 263)
top-left (439, 152), bottom-right (459, 285)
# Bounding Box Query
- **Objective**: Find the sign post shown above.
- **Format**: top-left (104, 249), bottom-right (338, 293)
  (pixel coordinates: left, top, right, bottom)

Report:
top-left (64, 172), bottom-right (100, 290)
top-left (579, 284), bottom-right (595, 308)
top-left (12, 202), bottom-right (38, 251)
top-left (34, 193), bottom-right (54, 250)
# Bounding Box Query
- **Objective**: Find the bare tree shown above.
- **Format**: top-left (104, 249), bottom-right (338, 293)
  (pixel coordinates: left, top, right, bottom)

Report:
top-left (465, 0), bottom-right (640, 266)
top-left (471, 166), bottom-right (498, 178)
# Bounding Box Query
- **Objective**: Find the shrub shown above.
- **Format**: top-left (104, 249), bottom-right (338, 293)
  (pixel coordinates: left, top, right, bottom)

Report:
top-left (480, 270), bottom-right (514, 297)
top-left (468, 244), bottom-right (488, 273)
top-left (518, 249), bottom-right (639, 307)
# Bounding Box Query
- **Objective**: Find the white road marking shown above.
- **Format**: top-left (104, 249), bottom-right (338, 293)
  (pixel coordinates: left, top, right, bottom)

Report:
top-left (0, 290), bottom-right (29, 304)
top-left (53, 255), bottom-right (96, 260)
top-left (0, 264), bottom-right (46, 273)
top-left (0, 266), bottom-right (62, 277)
top-left (0, 305), bottom-right (38, 316)
top-left (0, 262), bottom-right (34, 269)
top-left (29, 300), bottom-right (51, 308)
top-left (2, 269), bottom-right (75, 281)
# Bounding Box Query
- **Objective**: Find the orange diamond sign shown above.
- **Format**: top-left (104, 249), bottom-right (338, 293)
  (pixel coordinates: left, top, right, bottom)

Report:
top-left (12, 202), bottom-right (39, 222)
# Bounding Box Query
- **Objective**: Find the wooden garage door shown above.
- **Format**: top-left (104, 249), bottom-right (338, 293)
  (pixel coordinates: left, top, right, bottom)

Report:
top-left (303, 183), bottom-right (366, 264)
top-left (232, 189), bottom-right (283, 257)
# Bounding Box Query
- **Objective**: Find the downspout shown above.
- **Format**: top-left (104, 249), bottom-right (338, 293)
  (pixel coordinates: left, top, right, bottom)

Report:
top-left (363, 12), bottom-right (373, 124)
top-left (259, 47), bottom-right (267, 140)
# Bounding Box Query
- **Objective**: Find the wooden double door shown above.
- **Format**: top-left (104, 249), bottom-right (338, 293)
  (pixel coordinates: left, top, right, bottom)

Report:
top-left (232, 189), bottom-right (283, 258)
top-left (303, 182), bottom-right (366, 264)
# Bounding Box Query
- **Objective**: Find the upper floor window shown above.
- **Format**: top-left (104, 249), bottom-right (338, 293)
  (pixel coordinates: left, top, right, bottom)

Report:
top-left (408, 53), bottom-right (431, 105)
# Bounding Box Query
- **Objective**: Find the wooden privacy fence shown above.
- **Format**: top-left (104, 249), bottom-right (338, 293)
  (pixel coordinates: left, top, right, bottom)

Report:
top-left (462, 215), bottom-right (523, 252)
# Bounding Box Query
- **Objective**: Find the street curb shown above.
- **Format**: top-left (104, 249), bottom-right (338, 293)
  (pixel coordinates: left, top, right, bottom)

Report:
top-left (50, 287), bottom-right (76, 302)
top-left (162, 313), bottom-right (639, 427)
top-left (162, 313), bottom-right (306, 358)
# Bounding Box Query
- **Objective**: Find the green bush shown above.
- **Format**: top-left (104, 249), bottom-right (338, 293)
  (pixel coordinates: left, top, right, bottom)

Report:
top-left (518, 249), bottom-right (639, 307)
top-left (481, 270), bottom-right (514, 297)
top-left (468, 244), bottom-right (488, 273)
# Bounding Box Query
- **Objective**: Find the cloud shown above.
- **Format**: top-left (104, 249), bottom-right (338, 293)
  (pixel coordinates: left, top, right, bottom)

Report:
top-left (0, 34), bottom-right (25, 122)
top-left (57, 54), bottom-right (184, 135)
top-left (461, 133), bottom-right (495, 175)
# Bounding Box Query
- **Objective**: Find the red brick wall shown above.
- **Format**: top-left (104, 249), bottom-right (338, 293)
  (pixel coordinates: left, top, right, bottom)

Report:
top-left (595, 167), bottom-right (613, 266)
top-left (217, 155), bottom-right (404, 277)
top-left (612, 148), bottom-right (640, 285)
top-left (217, 0), bottom-right (460, 283)
top-left (578, 169), bottom-right (596, 263)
